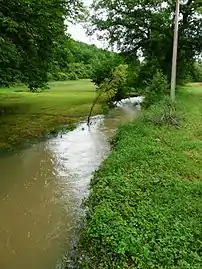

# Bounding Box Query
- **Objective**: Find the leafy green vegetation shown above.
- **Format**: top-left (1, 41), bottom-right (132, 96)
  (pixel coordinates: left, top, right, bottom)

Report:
top-left (1, 0), bottom-right (201, 95)
top-left (1, 0), bottom-right (202, 267)
top-left (0, 0), bottom-right (86, 90)
top-left (189, 61), bottom-right (202, 83)
top-left (50, 37), bottom-right (124, 83)
top-left (87, 64), bottom-right (129, 124)
top-left (0, 80), bottom-right (102, 152)
top-left (0, 0), bottom-right (124, 91)
top-left (90, 0), bottom-right (202, 84)
top-left (79, 84), bottom-right (202, 268)
top-left (143, 70), bottom-right (169, 107)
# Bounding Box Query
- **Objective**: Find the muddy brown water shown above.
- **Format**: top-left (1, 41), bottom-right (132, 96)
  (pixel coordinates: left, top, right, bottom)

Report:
top-left (0, 107), bottom-right (138, 269)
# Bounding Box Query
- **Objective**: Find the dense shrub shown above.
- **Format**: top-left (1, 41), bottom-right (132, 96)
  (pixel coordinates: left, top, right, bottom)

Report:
top-left (98, 64), bottom-right (129, 103)
top-left (143, 70), bottom-right (169, 107)
top-left (68, 72), bottom-right (78, 81)
top-left (191, 62), bottom-right (202, 82)
top-left (91, 55), bottom-right (124, 87)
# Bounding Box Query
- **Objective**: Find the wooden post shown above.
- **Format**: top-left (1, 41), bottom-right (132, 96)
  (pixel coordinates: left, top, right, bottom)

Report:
top-left (170, 0), bottom-right (180, 102)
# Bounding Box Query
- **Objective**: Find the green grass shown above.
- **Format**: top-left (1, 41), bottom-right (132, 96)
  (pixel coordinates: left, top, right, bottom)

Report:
top-left (79, 84), bottom-right (202, 269)
top-left (0, 80), bottom-right (101, 152)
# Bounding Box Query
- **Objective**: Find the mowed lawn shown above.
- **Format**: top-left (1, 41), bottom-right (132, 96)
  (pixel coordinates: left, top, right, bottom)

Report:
top-left (0, 80), bottom-right (101, 151)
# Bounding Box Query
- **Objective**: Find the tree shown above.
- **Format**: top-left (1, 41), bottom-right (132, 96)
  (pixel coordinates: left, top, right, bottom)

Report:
top-left (189, 60), bottom-right (202, 82)
top-left (89, 0), bottom-right (202, 83)
top-left (87, 64), bottom-right (128, 125)
top-left (0, 0), bottom-right (85, 90)
top-left (50, 35), bottom-right (124, 81)
top-left (91, 52), bottom-right (124, 86)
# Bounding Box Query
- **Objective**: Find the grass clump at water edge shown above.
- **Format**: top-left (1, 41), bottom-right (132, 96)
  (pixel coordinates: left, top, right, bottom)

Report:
top-left (77, 84), bottom-right (202, 269)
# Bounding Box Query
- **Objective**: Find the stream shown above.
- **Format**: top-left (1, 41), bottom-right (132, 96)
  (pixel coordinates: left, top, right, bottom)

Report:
top-left (0, 107), bottom-right (138, 269)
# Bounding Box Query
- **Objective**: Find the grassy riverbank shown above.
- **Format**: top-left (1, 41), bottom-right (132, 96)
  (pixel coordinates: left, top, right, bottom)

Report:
top-left (79, 84), bottom-right (202, 268)
top-left (0, 80), bottom-right (101, 152)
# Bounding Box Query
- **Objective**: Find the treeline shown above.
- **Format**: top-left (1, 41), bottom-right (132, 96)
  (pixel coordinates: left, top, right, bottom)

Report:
top-left (89, 0), bottom-right (202, 84)
top-left (49, 37), bottom-right (122, 82)
top-left (0, 0), bottom-right (86, 90)
top-left (0, 0), bottom-right (201, 95)
top-left (0, 0), bottom-right (122, 91)
top-left (81, 0), bottom-right (202, 107)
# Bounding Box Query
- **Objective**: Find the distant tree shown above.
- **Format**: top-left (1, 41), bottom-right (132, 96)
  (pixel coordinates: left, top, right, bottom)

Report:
top-left (190, 61), bottom-right (202, 82)
top-left (0, 0), bottom-right (85, 91)
top-left (50, 36), bottom-right (124, 82)
top-left (91, 53), bottom-right (124, 86)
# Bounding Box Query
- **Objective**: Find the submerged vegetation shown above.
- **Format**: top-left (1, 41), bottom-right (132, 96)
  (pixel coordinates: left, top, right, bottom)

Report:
top-left (0, 80), bottom-right (102, 152)
top-left (79, 84), bottom-right (202, 268)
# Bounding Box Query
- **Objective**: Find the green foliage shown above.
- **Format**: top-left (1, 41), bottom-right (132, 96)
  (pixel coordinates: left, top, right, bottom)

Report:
top-left (98, 64), bottom-right (129, 102)
top-left (190, 61), bottom-right (202, 82)
top-left (67, 62), bottom-right (90, 79)
top-left (136, 58), bottom-right (161, 88)
top-left (90, 0), bottom-right (202, 84)
top-left (87, 64), bottom-right (128, 125)
top-left (52, 72), bottom-right (70, 81)
top-left (91, 54), bottom-right (124, 86)
top-left (50, 37), bottom-right (122, 82)
top-left (0, 0), bottom-right (85, 90)
top-left (79, 84), bottom-right (202, 268)
top-left (68, 72), bottom-right (78, 81)
top-left (143, 70), bottom-right (169, 107)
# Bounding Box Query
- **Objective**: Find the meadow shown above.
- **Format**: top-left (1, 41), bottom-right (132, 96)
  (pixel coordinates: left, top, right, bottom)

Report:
top-left (0, 80), bottom-right (101, 152)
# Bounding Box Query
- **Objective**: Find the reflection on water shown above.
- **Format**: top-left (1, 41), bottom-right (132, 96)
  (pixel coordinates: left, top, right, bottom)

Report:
top-left (0, 107), bottom-right (138, 269)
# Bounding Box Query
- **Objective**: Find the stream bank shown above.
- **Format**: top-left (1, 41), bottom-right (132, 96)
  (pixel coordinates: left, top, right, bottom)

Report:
top-left (77, 85), bottom-right (202, 269)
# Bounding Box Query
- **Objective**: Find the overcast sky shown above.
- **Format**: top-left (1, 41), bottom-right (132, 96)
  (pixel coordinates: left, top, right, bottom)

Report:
top-left (68, 23), bottom-right (103, 48)
top-left (68, 1), bottom-right (169, 49)
top-left (68, 0), bottom-right (105, 48)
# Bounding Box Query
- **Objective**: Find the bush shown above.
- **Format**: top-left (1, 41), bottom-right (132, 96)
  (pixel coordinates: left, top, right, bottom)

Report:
top-left (47, 72), bottom-right (53, 81)
top-left (144, 70), bottom-right (169, 107)
top-left (68, 72), bottom-right (78, 80)
top-left (51, 72), bottom-right (69, 81)
top-left (191, 62), bottom-right (202, 82)
top-left (92, 55), bottom-right (124, 86)
top-left (98, 64), bottom-right (129, 103)
top-left (57, 72), bottom-right (69, 81)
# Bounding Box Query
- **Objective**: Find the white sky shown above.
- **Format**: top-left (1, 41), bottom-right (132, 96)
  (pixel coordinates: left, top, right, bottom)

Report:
top-left (68, 0), bottom-right (105, 48)
top-left (68, 23), bottom-right (104, 48)
top-left (68, 1), bottom-right (169, 49)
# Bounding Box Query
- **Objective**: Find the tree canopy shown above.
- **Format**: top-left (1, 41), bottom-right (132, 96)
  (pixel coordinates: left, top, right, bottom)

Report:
top-left (1, 0), bottom-right (201, 93)
top-left (89, 0), bottom-right (202, 82)
top-left (50, 36), bottom-right (123, 81)
top-left (0, 0), bottom-right (84, 90)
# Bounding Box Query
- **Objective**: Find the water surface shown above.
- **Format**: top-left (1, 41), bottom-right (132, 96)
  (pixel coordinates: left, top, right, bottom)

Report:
top-left (0, 107), bottom-right (137, 269)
